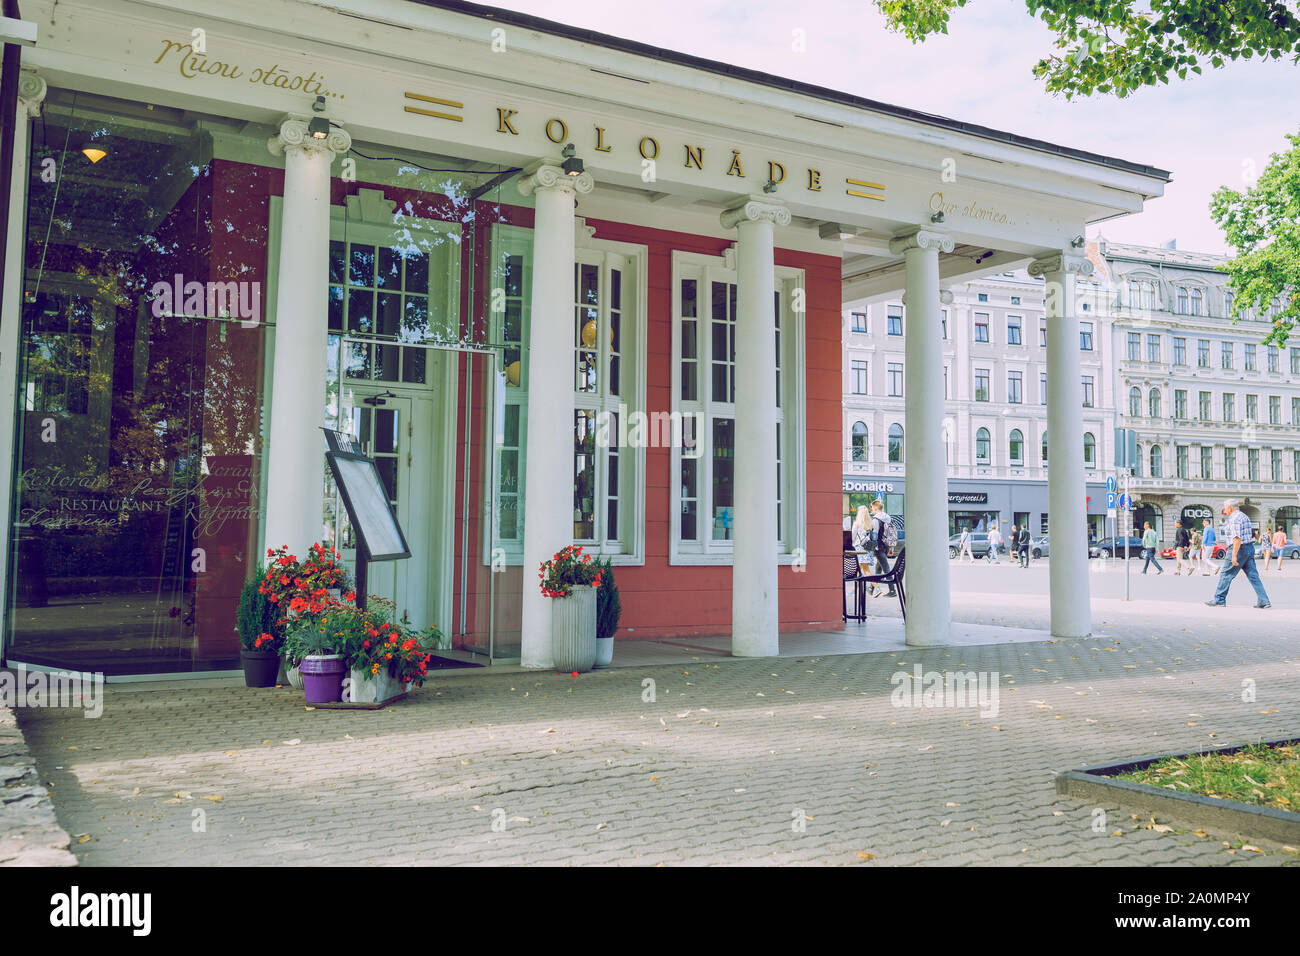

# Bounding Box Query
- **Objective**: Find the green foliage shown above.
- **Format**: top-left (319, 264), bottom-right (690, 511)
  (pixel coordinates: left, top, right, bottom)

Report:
top-left (235, 564), bottom-right (278, 651)
top-left (595, 558), bottom-right (622, 641)
top-left (874, 1), bottom-right (1300, 99)
top-left (1210, 130), bottom-right (1300, 348)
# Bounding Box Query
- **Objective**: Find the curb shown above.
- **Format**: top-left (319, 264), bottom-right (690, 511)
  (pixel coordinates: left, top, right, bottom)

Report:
top-left (1, 707), bottom-right (77, 866)
top-left (1056, 737), bottom-right (1300, 846)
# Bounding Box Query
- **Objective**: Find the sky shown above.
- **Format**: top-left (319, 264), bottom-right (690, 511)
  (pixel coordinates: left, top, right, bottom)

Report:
top-left (483, 0), bottom-right (1300, 255)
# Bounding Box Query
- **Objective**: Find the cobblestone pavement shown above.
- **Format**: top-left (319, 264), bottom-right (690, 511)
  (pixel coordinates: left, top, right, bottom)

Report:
top-left (15, 623), bottom-right (1300, 866)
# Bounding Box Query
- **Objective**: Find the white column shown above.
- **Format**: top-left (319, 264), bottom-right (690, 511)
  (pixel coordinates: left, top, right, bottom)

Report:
top-left (889, 227), bottom-right (954, 647)
top-left (1030, 253), bottom-right (1094, 639)
top-left (0, 72), bottom-right (47, 623)
top-left (517, 160), bottom-right (594, 669)
top-left (264, 116), bottom-right (350, 557)
top-left (720, 197), bottom-right (790, 657)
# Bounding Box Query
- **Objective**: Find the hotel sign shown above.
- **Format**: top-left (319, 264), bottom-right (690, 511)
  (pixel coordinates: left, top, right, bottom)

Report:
top-left (948, 492), bottom-right (988, 504)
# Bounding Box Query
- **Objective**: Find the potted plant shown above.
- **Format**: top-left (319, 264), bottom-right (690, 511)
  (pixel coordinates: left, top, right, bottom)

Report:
top-left (539, 544), bottom-right (603, 672)
top-left (593, 557), bottom-right (621, 668)
top-left (260, 543), bottom-right (355, 691)
top-left (236, 563), bottom-right (280, 687)
top-left (283, 615), bottom-right (350, 704)
top-left (347, 605), bottom-right (437, 703)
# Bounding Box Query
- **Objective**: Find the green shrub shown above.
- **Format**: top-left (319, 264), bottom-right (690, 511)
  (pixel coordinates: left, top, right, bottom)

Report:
top-left (596, 558), bottom-right (621, 641)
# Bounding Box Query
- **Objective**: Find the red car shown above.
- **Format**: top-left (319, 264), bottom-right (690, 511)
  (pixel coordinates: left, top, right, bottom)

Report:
top-left (1160, 544), bottom-right (1228, 559)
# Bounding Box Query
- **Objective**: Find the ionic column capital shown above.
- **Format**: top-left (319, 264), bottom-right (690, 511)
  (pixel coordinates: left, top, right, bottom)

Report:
top-left (1028, 253), bottom-right (1093, 278)
top-left (889, 226), bottom-right (954, 256)
top-left (900, 289), bottom-right (954, 307)
top-left (17, 71), bottom-right (47, 118)
top-left (719, 196), bottom-right (790, 230)
top-left (267, 114), bottom-right (352, 160)
top-left (517, 160), bottom-right (595, 197)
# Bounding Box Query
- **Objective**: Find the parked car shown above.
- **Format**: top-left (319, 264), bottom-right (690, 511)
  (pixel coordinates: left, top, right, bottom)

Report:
top-left (1089, 536), bottom-right (1145, 558)
top-left (1030, 535), bottom-right (1048, 558)
top-left (948, 532), bottom-right (992, 559)
top-left (1280, 542), bottom-right (1300, 560)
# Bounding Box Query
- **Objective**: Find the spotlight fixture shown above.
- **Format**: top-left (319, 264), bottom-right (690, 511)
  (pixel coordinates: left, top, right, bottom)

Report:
top-left (561, 142), bottom-right (584, 177)
top-left (975, 250), bottom-right (994, 264)
top-left (311, 95), bottom-right (327, 112)
top-left (818, 222), bottom-right (856, 242)
top-left (308, 116), bottom-right (329, 139)
top-left (930, 211), bottom-right (945, 224)
top-left (1070, 234), bottom-right (1085, 248)
top-left (81, 146), bottom-right (107, 164)
top-left (763, 179), bottom-right (778, 194)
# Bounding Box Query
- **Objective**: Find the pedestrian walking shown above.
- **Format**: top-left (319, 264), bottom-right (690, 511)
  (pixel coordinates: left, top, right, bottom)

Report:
top-left (1140, 521), bottom-right (1163, 574)
top-left (1205, 499), bottom-right (1271, 608)
top-left (1201, 518), bottom-right (1219, 575)
top-left (1009, 525), bottom-right (1019, 564)
top-left (1187, 527), bottom-right (1201, 575)
top-left (987, 524), bottom-right (1003, 565)
top-left (869, 499), bottom-right (896, 598)
top-left (1017, 525), bottom-right (1031, 568)
top-left (1173, 520), bottom-right (1190, 575)
top-left (958, 527), bottom-right (975, 564)
top-left (1261, 527), bottom-right (1276, 570)
top-left (1272, 527), bottom-right (1288, 573)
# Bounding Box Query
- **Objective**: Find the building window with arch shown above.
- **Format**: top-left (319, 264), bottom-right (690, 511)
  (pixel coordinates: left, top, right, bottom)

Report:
top-left (1129, 278), bottom-right (1156, 309)
top-left (851, 421), bottom-right (868, 462)
top-left (1083, 432), bottom-right (1096, 468)
top-left (975, 427), bottom-right (991, 465)
top-left (1128, 386), bottom-right (1141, 417)
top-left (888, 423), bottom-right (904, 463)
top-left (1148, 388), bottom-right (1161, 418)
top-left (1190, 287), bottom-right (1203, 315)
top-left (1177, 287), bottom-right (1189, 313)
top-left (1150, 444), bottom-right (1162, 478)
top-left (1009, 428), bottom-right (1024, 465)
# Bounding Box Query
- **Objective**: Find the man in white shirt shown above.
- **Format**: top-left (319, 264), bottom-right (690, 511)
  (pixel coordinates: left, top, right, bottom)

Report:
top-left (1205, 499), bottom-right (1271, 608)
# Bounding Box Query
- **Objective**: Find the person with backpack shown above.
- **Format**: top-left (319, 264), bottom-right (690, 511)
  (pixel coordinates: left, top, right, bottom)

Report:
top-left (869, 499), bottom-right (897, 597)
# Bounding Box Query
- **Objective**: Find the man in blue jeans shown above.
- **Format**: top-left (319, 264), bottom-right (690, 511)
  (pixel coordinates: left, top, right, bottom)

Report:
top-left (1205, 499), bottom-right (1271, 608)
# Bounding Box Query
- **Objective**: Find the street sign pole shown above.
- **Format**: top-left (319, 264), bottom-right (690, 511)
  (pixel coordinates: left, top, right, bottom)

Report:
top-left (1123, 472), bottom-right (1131, 601)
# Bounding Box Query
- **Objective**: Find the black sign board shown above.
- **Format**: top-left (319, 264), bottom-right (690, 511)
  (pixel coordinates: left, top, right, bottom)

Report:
top-left (948, 492), bottom-right (988, 505)
top-left (322, 427), bottom-right (411, 562)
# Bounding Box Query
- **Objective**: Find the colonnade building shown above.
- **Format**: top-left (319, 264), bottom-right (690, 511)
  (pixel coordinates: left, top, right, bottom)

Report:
top-left (0, 0), bottom-right (1167, 675)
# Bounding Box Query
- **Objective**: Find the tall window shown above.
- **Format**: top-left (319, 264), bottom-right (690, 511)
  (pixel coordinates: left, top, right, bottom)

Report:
top-left (1009, 428), bottom-right (1024, 465)
top-left (1190, 287), bottom-right (1203, 315)
top-left (888, 362), bottom-right (903, 397)
top-left (1128, 386), bottom-right (1141, 418)
top-left (1268, 346), bottom-right (1279, 373)
top-left (1225, 447), bottom-right (1236, 481)
top-left (1149, 445), bottom-right (1162, 477)
top-left (1041, 430), bottom-right (1048, 464)
top-left (1079, 321), bottom-right (1094, 350)
top-left (1292, 348), bottom-right (1300, 375)
top-left (1198, 339), bottom-right (1210, 367)
top-left (1129, 278), bottom-right (1155, 309)
top-left (975, 427), bottom-right (991, 464)
top-left (940, 309), bottom-right (948, 340)
top-left (1199, 391), bottom-right (1212, 421)
top-left (1007, 315), bottom-right (1022, 345)
top-left (1146, 334), bottom-right (1160, 363)
top-left (850, 311), bottom-right (867, 333)
top-left (1174, 389), bottom-right (1187, 419)
top-left (1083, 432), bottom-right (1096, 468)
top-left (1039, 372), bottom-right (1047, 405)
top-left (1148, 388), bottom-right (1161, 418)
top-left (1221, 341), bottom-right (1233, 370)
top-left (851, 421), bottom-right (868, 462)
top-left (1176, 445), bottom-right (1189, 479)
top-left (1223, 393), bottom-right (1235, 422)
top-left (1126, 332), bottom-right (1140, 361)
top-left (887, 305), bottom-right (903, 336)
top-left (1039, 317), bottom-right (1047, 348)
top-left (1248, 447), bottom-right (1260, 482)
top-left (1293, 396), bottom-right (1300, 425)
top-left (1245, 343), bottom-right (1257, 371)
top-left (1271, 449), bottom-right (1282, 482)
top-left (974, 368), bottom-right (990, 402)
top-left (1224, 291), bottom-right (1234, 317)
top-left (1008, 371), bottom-right (1023, 404)
top-left (1081, 376), bottom-right (1094, 407)
top-left (888, 423), bottom-right (904, 463)
top-left (1177, 287), bottom-right (1189, 313)
top-left (851, 360), bottom-right (867, 394)
top-left (1200, 446), bottom-right (1212, 480)
top-left (974, 313), bottom-right (990, 342)
top-left (672, 252), bottom-right (803, 559)
top-left (1173, 337), bottom-right (1187, 365)
top-left (1246, 393), bottom-right (1258, 423)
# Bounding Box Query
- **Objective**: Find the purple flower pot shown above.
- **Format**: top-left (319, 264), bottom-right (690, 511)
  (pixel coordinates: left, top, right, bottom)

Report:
top-left (300, 654), bottom-right (346, 704)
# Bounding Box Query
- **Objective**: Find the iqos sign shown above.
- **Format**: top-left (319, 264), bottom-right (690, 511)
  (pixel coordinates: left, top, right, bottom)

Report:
top-left (1182, 505), bottom-right (1214, 521)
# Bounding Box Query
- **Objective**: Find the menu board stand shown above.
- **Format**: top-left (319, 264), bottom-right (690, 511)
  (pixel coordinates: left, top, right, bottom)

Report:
top-left (321, 427), bottom-right (412, 610)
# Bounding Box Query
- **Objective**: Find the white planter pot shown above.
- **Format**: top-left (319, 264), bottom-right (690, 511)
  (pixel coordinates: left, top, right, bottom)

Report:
top-left (550, 584), bottom-right (597, 672)
top-left (285, 663), bottom-right (303, 689)
top-left (347, 667), bottom-right (406, 704)
top-left (593, 635), bottom-right (614, 668)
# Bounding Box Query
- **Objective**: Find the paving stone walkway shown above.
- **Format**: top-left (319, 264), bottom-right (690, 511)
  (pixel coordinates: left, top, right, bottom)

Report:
top-left (14, 625), bottom-right (1300, 866)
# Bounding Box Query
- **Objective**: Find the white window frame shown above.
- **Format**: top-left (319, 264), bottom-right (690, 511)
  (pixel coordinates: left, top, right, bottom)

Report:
top-left (669, 250), bottom-right (805, 566)
top-left (484, 223), bottom-right (649, 566)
